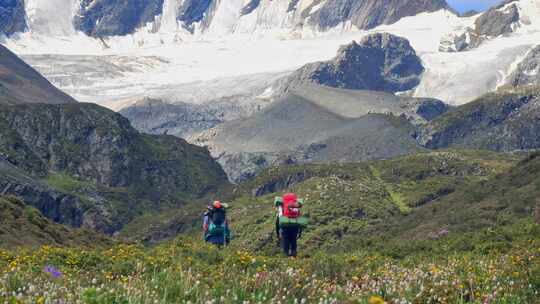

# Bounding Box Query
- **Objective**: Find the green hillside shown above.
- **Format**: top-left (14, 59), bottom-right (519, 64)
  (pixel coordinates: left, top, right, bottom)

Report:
top-left (0, 102), bottom-right (229, 234)
top-left (0, 195), bottom-right (112, 249)
top-left (125, 150), bottom-right (526, 250)
top-left (421, 85), bottom-right (540, 151)
top-left (224, 150), bottom-right (524, 253)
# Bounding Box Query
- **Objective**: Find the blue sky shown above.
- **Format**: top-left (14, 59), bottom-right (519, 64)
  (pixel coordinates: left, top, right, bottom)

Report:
top-left (446, 0), bottom-right (502, 13)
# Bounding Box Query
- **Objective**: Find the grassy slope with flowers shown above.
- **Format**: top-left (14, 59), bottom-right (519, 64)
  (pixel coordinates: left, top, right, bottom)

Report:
top-left (1, 149), bottom-right (540, 303)
top-left (1, 237), bottom-right (539, 303)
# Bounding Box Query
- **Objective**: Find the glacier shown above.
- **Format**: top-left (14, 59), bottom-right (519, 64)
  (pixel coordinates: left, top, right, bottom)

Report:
top-left (1, 0), bottom-right (539, 112)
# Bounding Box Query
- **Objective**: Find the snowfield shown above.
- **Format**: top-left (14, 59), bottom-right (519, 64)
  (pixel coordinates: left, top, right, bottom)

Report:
top-left (2, 0), bottom-right (540, 109)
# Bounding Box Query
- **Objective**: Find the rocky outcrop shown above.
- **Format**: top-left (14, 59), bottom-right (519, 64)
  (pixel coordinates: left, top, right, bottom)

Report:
top-left (119, 98), bottom-right (225, 139)
top-left (0, 103), bottom-right (227, 195)
top-left (0, 44), bottom-right (77, 105)
top-left (419, 86), bottom-right (540, 151)
top-left (439, 3), bottom-right (520, 52)
top-left (251, 171), bottom-right (309, 197)
top-left (217, 152), bottom-right (296, 184)
top-left (241, 0), bottom-right (261, 16)
top-left (0, 102), bottom-right (229, 233)
top-left (0, 0), bottom-right (26, 36)
top-left (177, 0), bottom-right (213, 32)
top-left (0, 179), bottom-right (85, 228)
top-left (0, 157), bottom-right (119, 232)
top-left (307, 0), bottom-right (449, 31)
top-left (74, 0), bottom-right (164, 37)
top-left (177, 0), bottom-right (449, 34)
top-left (507, 46), bottom-right (540, 87)
top-left (0, 195), bottom-right (112, 249)
top-left (474, 3), bottom-right (519, 38)
top-left (276, 33), bottom-right (424, 95)
top-left (0, 0), bottom-right (451, 38)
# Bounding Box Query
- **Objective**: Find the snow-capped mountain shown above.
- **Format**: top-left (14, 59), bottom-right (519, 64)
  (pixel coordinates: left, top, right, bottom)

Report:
top-left (0, 0), bottom-right (539, 143)
top-left (0, 0), bottom-right (538, 101)
top-left (2, 0), bottom-right (450, 38)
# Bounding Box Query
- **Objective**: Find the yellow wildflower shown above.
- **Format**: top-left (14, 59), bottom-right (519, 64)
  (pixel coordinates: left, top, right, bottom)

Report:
top-left (368, 295), bottom-right (386, 304)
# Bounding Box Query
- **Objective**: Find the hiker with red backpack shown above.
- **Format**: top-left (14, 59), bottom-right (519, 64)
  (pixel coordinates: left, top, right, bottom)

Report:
top-left (275, 193), bottom-right (307, 257)
top-left (203, 200), bottom-right (231, 246)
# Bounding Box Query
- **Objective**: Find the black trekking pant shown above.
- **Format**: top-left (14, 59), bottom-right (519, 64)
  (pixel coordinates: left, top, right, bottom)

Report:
top-left (280, 227), bottom-right (299, 257)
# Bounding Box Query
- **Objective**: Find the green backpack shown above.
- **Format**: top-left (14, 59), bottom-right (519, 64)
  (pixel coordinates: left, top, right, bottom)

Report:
top-left (206, 208), bottom-right (230, 239)
top-left (274, 196), bottom-right (308, 228)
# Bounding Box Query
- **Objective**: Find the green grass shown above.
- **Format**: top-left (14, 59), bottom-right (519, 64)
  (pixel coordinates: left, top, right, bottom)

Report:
top-left (0, 195), bottom-right (112, 249)
top-left (1, 235), bottom-right (539, 303)
top-left (369, 165), bottom-right (411, 214)
top-left (45, 172), bottom-right (96, 193)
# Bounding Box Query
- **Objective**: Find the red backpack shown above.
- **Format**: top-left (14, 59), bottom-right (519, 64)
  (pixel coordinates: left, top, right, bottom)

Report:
top-left (283, 193), bottom-right (301, 218)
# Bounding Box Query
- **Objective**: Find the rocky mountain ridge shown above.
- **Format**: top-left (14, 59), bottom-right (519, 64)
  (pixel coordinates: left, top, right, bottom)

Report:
top-left (0, 0), bottom-right (26, 36)
top-left (1, 0), bottom-right (451, 37)
top-left (439, 1), bottom-right (521, 52)
top-left (507, 45), bottom-right (540, 87)
top-left (0, 44), bottom-right (76, 105)
top-left (193, 83), bottom-right (448, 183)
top-left (274, 33), bottom-right (424, 96)
top-left (74, 0), bottom-right (165, 37)
top-left (0, 102), bottom-right (229, 233)
top-left (419, 85), bottom-right (540, 151)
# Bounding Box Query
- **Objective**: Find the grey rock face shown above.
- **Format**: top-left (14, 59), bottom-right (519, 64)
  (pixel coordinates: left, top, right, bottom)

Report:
top-left (217, 152), bottom-right (295, 184)
top-left (440, 3), bottom-right (519, 52)
top-left (508, 46), bottom-right (540, 87)
top-left (74, 0), bottom-right (164, 37)
top-left (438, 32), bottom-right (469, 52)
top-left (252, 170), bottom-right (309, 197)
top-left (419, 86), bottom-right (540, 151)
top-left (287, 0), bottom-right (301, 12)
top-left (277, 33), bottom-right (424, 94)
top-left (120, 95), bottom-right (267, 139)
top-left (0, 161), bottom-right (84, 228)
top-left (177, 0), bottom-right (213, 32)
top-left (0, 0), bottom-right (26, 36)
top-left (120, 98), bottom-right (224, 139)
top-left (307, 0), bottom-right (449, 31)
top-left (0, 159), bottom-right (116, 233)
top-left (474, 3), bottom-right (519, 38)
top-left (241, 0), bottom-right (261, 16)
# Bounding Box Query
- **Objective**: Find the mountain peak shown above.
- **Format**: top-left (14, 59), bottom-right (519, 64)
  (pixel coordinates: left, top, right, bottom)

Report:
top-left (278, 33), bottom-right (424, 94)
top-left (0, 44), bottom-right (76, 105)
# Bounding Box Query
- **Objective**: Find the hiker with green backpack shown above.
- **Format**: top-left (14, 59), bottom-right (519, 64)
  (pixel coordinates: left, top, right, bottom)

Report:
top-left (275, 193), bottom-right (308, 257)
top-left (203, 200), bottom-right (231, 246)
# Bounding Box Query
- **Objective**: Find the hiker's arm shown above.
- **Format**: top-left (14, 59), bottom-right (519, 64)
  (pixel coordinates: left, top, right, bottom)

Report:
top-left (202, 215), bottom-right (209, 233)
